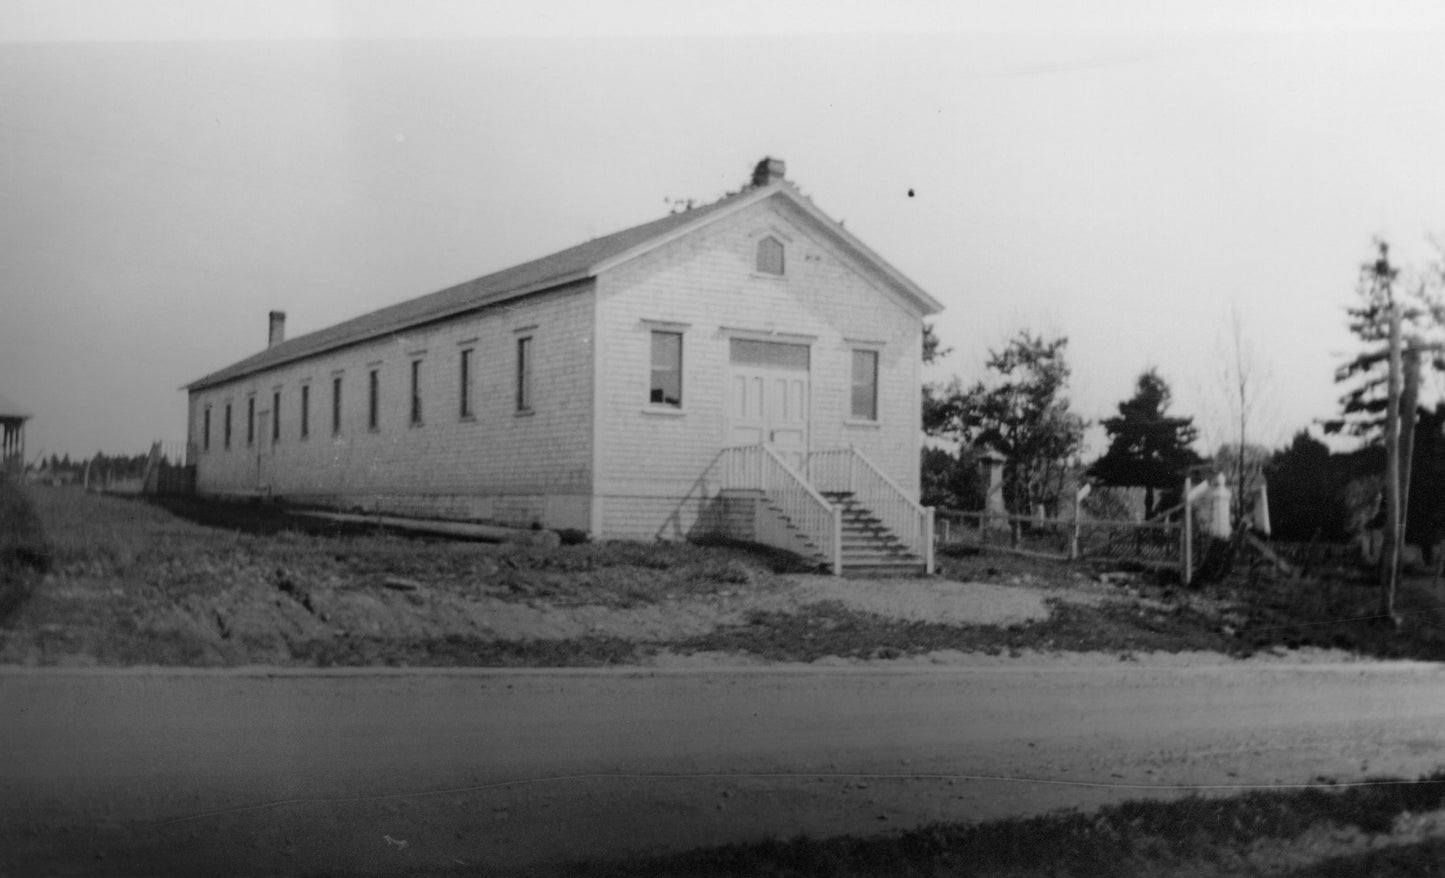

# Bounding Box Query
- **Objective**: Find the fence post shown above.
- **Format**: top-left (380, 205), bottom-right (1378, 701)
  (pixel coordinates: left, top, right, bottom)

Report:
top-left (1182, 477), bottom-right (1193, 585)
top-left (923, 507), bottom-right (935, 575)
top-left (1071, 485), bottom-right (1087, 561)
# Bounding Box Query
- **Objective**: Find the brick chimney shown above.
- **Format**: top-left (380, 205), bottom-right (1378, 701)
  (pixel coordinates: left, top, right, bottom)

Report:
top-left (751, 157), bottom-right (786, 188)
top-left (268, 310), bottom-right (286, 348)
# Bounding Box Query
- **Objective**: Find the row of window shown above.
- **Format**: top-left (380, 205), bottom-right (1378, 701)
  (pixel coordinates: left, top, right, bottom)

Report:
top-left (200, 330), bottom-right (880, 451)
top-left (201, 336), bottom-right (534, 451)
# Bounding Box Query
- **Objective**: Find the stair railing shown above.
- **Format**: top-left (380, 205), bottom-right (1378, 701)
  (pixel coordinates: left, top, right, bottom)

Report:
top-left (808, 446), bottom-right (935, 574)
top-left (718, 444), bottom-right (842, 575)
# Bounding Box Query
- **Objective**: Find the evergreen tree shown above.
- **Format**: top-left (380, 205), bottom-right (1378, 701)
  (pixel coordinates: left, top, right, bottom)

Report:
top-left (1089, 368), bottom-right (1201, 518)
top-left (1325, 239), bottom-right (1445, 440)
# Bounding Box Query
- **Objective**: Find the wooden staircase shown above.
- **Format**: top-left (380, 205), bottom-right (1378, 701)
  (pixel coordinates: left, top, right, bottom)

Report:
top-left (714, 444), bottom-right (933, 577)
top-left (822, 491), bottom-right (927, 576)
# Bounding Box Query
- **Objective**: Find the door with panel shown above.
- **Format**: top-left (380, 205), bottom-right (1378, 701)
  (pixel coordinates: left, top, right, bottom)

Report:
top-left (727, 339), bottom-right (810, 473)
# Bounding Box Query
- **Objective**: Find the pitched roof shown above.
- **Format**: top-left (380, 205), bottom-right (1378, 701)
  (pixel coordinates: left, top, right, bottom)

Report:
top-left (186, 179), bottom-right (941, 392)
top-left (0, 392), bottom-right (32, 421)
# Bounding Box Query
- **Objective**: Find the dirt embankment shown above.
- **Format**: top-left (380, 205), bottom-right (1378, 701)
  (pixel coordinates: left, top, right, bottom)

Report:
top-left (7, 486), bottom-right (1445, 669)
top-left (0, 485), bottom-right (1116, 668)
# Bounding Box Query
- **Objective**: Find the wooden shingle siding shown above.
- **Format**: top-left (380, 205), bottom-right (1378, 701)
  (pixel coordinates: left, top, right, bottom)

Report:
top-left (599, 494), bottom-right (727, 541)
top-left (190, 284), bottom-right (596, 530)
top-left (184, 174), bottom-right (936, 541)
top-left (593, 198), bottom-right (924, 538)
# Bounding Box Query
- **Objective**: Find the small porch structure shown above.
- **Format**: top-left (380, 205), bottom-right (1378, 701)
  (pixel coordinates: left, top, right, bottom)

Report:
top-left (709, 443), bottom-right (934, 576)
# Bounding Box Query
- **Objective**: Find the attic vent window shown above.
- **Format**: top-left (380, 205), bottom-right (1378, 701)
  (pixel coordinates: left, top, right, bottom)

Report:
top-left (757, 236), bottom-right (785, 275)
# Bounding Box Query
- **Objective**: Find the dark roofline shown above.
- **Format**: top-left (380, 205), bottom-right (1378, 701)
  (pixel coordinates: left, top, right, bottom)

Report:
top-left (185, 176), bottom-right (941, 393)
top-left (185, 277), bottom-right (595, 395)
top-left (185, 189), bottom-right (757, 393)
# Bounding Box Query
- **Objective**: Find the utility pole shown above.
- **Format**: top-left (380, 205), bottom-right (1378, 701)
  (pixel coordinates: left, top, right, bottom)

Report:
top-left (1376, 314), bottom-right (1439, 626)
top-left (1399, 346), bottom-right (1421, 562)
top-left (1382, 304), bottom-right (1402, 625)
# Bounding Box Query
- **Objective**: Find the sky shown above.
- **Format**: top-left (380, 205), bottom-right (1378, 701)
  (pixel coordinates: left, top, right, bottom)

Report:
top-left (5, 1), bottom-right (1445, 462)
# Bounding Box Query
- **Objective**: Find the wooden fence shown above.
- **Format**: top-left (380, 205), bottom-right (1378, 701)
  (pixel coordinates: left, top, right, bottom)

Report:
top-left (935, 508), bottom-right (1187, 576)
top-left (141, 440), bottom-right (196, 497)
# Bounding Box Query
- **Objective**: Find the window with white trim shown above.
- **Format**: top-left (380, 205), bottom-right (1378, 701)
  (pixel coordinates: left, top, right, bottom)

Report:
top-left (851, 349), bottom-right (879, 421)
top-left (410, 359), bottom-right (423, 426)
top-left (516, 336), bottom-right (533, 412)
top-left (649, 331), bottom-right (682, 407)
top-left (368, 369), bottom-right (380, 430)
top-left (332, 375), bottom-right (342, 435)
top-left (459, 348), bottom-right (474, 418)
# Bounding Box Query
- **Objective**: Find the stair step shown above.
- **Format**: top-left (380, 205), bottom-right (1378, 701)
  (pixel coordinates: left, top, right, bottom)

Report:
top-left (842, 552), bottom-right (920, 564)
top-left (841, 538), bottom-right (907, 550)
top-left (842, 564), bottom-right (927, 578)
top-left (841, 549), bottom-right (922, 560)
top-left (756, 486), bottom-right (930, 576)
top-left (842, 533), bottom-right (900, 545)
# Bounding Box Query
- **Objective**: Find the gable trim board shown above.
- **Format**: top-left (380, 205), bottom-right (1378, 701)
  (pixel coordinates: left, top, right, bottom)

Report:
top-left (184, 163), bottom-right (942, 540)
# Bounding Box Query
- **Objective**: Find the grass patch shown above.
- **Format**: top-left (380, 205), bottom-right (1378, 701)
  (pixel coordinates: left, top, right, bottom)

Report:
top-left (2, 488), bottom-right (806, 667)
top-left (937, 543), bottom-right (1445, 663)
top-left (292, 634), bottom-right (649, 667)
top-left (549, 771), bottom-right (1445, 877)
top-left (1295, 838), bottom-right (1445, 877)
top-left (0, 475), bottom-right (49, 624)
top-left (17, 486), bottom-right (1445, 668)
top-left (676, 598), bottom-right (1239, 662)
top-left (29, 489), bottom-right (802, 608)
top-left (0, 475), bottom-right (49, 569)
top-left (1216, 573), bottom-right (1445, 660)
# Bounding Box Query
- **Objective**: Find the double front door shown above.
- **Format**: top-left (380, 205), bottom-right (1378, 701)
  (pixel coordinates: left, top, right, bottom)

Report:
top-left (727, 338), bottom-right (810, 472)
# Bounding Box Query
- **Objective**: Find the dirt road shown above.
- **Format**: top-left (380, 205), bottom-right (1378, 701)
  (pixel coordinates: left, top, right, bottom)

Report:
top-left (4, 659), bottom-right (1445, 875)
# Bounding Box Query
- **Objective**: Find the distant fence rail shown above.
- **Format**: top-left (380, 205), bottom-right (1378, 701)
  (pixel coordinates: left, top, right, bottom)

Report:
top-left (935, 508), bottom-right (1185, 572)
top-left (1267, 540), bottom-right (1359, 571)
top-left (141, 440), bottom-right (195, 496)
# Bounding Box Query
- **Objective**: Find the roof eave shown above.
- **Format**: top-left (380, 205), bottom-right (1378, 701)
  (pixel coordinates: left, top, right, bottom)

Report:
top-left (183, 270), bottom-right (595, 393)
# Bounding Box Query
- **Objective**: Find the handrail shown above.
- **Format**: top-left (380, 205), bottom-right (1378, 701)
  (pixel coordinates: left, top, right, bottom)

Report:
top-left (717, 444), bottom-right (842, 574)
top-left (848, 446), bottom-right (928, 517)
top-left (808, 445), bottom-right (935, 574)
